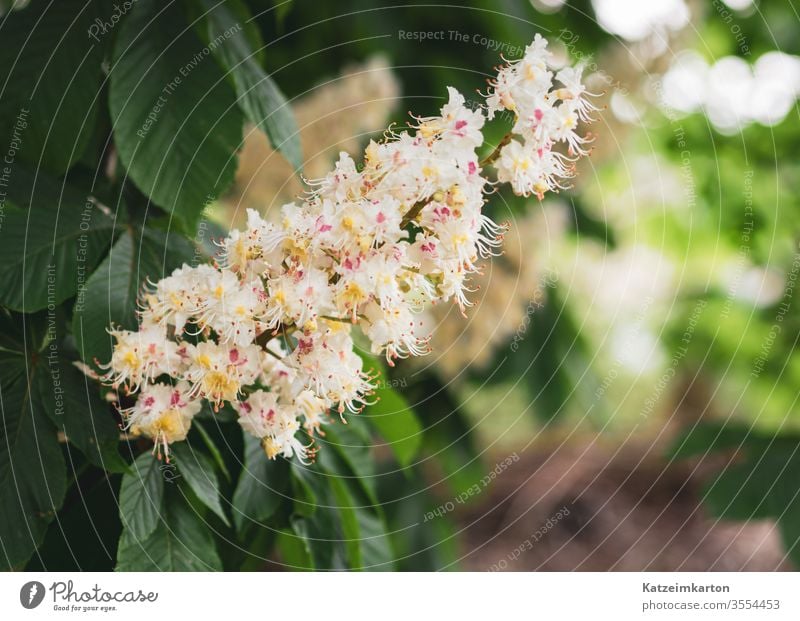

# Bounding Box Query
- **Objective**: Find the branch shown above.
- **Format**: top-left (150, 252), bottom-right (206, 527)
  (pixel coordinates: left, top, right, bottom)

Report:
top-left (399, 199), bottom-right (429, 229)
top-left (479, 132), bottom-right (512, 168)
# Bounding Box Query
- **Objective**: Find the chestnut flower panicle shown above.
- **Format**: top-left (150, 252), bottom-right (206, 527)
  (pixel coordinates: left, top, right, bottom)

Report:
top-left (487, 34), bottom-right (598, 199)
top-left (98, 36), bottom-right (595, 462)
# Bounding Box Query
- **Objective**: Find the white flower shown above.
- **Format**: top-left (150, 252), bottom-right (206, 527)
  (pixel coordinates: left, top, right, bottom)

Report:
top-left (120, 381), bottom-right (201, 460)
top-left (184, 342), bottom-right (261, 406)
top-left (102, 323), bottom-right (183, 390)
top-left (264, 267), bottom-right (334, 331)
top-left (235, 390), bottom-right (313, 462)
top-left (200, 273), bottom-right (266, 346)
top-left (289, 325), bottom-right (374, 414)
top-left (362, 302), bottom-right (428, 363)
top-left (485, 34), bottom-right (595, 197)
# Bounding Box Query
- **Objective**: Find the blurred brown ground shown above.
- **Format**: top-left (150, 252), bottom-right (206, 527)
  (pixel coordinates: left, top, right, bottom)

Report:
top-left (454, 441), bottom-right (791, 571)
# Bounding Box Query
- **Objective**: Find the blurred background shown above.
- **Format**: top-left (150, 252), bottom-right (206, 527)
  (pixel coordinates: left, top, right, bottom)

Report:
top-left (211, 0), bottom-right (800, 570)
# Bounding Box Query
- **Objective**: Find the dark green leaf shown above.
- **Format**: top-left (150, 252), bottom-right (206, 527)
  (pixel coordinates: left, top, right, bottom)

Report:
top-left (323, 422), bottom-right (379, 504)
top-left (116, 485), bottom-right (222, 571)
top-left (325, 453), bottom-right (394, 571)
top-left (109, 0), bottom-right (243, 231)
top-left (171, 442), bottom-right (230, 526)
top-left (0, 0), bottom-right (108, 173)
top-left (668, 421), bottom-right (753, 460)
top-left (193, 418), bottom-right (231, 482)
top-left (359, 354), bottom-right (422, 466)
top-left (702, 461), bottom-right (773, 521)
top-left (271, 0), bottom-right (294, 29)
top-left (198, 0), bottom-right (302, 171)
top-left (287, 514), bottom-right (344, 571)
top-left (35, 361), bottom-right (127, 473)
top-left (0, 342), bottom-right (66, 570)
top-left (412, 374), bottom-right (485, 499)
top-left (0, 169), bottom-right (115, 313)
top-left (232, 434), bottom-right (288, 532)
top-left (118, 451), bottom-right (165, 540)
top-left (365, 386), bottom-right (423, 467)
top-left (72, 228), bottom-right (195, 369)
top-left (26, 471), bottom-right (123, 571)
top-left (288, 461), bottom-right (348, 570)
top-left (275, 528), bottom-right (312, 569)
top-left (290, 464), bottom-right (317, 517)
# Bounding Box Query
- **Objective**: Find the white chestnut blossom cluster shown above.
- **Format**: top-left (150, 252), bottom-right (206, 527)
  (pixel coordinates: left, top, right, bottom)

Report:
top-left (488, 34), bottom-right (598, 199)
top-left (99, 35), bottom-right (594, 462)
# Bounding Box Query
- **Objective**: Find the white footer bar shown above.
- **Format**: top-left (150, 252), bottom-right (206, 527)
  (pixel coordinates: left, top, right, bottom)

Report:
top-left (2, 572), bottom-right (798, 620)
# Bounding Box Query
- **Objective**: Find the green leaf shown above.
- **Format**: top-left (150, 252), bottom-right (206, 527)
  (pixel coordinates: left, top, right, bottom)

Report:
top-left (118, 451), bottom-right (165, 540)
top-left (288, 514), bottom-right (345, 571)
top-left (35, 361), bottom-right (127, 473)
top-left (171, 442), bottom-right (230, 526)
top-left (0, 0), bottom-right (108, 173)
top-left (770, 476), bottom-right (800, 568)
top-left (72, 227), bottom-right (195, 369)
top-left (375, 465), bottom-right (460, 571)
top-left (0, 169), bottom-right (115, 313)
top-left (676, 429), bottom-right (800, 567)
top-left (197, 0), bottom-right (302, 171)
top-left (400, 364), bottom-right (485, 500)
top-left (232, 434), bottom-right (288, 532)
top-left (359, 355), bottom-right (422, 467)
top-left (668, 421), bottom-right (753, 460)
top-left (116, 485), bottom-right (222, 571)
top-left (270, 0), bottom-right (294, 29)
top-left (193, 418), bottom-right (231, 482)
top-left (352, 505), bottom-right (394, 570)
top-left (275, 528), bottom-right (312, 569)
top-left (702, 461), bottom-right (773, 521)
top-left (323, 422), bottom-right (379, 504)
top-left (27, 471), bottom-right (123, 571)
top-left (366, 386), bottom-right (423, 467)
top-left (109, 0), bottom-right (243, 231)
top-left (288, 461), bottom-right (348, 570)
top-left (290, 469), bottom-right (316, 517)
top-left (324, 453), bottom-right (394, 571)
top-left (0, 312), bottom-right (66, 569)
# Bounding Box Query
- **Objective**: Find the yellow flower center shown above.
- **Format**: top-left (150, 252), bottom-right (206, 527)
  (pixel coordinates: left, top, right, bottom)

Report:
top-left (155, 408), bottom-right (185, 439)
top-left (122, 350), bottom-right (139, 368)
top-left (203, 371), bottom-right (239, 402)
top-left (262, 437), bottom-right (281, 460)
